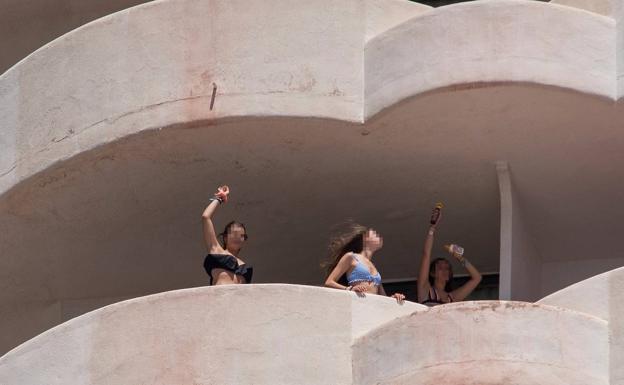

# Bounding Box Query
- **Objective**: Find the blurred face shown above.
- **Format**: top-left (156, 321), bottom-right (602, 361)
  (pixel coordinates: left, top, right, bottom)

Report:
top-left (432, 260), bottom-right (451, 283)
top-left (364, 229), bottom-right (383, 251)
top-left (225, 224), bottom-right (247, 250)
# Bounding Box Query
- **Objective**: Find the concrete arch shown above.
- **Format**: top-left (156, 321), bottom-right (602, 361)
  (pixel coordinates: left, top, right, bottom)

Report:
top-left (0, 0), bottom-right (368, 198)
top-left (352, 301), bottom-right (608, 385)
top-left (364, 0), bottom-right (616, 118)
top-left (1, 0), bottom-right (619, 198)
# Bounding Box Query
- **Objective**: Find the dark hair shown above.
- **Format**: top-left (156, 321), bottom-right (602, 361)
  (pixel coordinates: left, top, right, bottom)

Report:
top-left (429, 257), bottom-right (454, 292)
top-left (219, 221), bottom-right (248, 248)
top-left (321, 222), bottom-right (368, 285)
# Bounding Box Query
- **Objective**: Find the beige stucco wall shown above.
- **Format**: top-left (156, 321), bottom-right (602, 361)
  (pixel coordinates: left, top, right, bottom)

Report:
top-left (0, 285), bottom-right (423, 385)
top-left (0, 0), bottom-right (369, 198)
top-left (0, 0), bottom-right (615, 80)
top-left (353, 301), bottom-right (608, 385)
top-left (1, 283), bottom-right (617, 385)
top-left (1, 0), bottom-right (619, 198)
top-left (364, 0), bottom-right (615, 118)
top-left (538, 266), bottom-right (624, 385)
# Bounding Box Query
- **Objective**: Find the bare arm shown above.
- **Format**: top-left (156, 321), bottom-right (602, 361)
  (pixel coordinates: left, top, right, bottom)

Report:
top-left (450, 255), bottom-right (482, 301)
top-left (417, 225), bottom-right (436, 302)
top-left (202, 199), bottom-right (225, 254)
top-left (325, 253), bottom-right (355, 290)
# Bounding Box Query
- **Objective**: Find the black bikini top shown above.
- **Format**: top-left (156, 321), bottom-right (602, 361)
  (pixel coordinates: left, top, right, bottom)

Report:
top-left (203, 253), bottom-right (253, 285)
top-left (421, 287), bottom-right (453, 307)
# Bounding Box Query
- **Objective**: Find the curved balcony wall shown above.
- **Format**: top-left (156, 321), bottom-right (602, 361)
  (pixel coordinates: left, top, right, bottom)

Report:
top-left (364, 0), bottom-right (615, 118)
top-left (0, 285), bottom-right (425, 385)
top-left (1, 283), bottom-right (615, 385)
top-left (352, 301), bottom-right (608, 385)
top-left (1, 0), bottom-right (618, 197)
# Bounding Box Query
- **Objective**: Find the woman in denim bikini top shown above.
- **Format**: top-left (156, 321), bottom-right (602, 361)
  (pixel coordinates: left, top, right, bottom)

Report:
top-left (347, 254), bottom-right (382, 286)
top-left (323, 223), bottom-right (404, 302)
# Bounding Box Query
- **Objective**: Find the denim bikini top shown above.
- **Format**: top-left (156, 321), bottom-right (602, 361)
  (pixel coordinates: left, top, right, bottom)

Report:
top-left (346, 253), bottom-right (382, 286)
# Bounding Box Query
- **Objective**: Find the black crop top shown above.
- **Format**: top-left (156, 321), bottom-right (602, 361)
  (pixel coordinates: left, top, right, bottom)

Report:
top-left (203, 253), bottom-right (253, 285)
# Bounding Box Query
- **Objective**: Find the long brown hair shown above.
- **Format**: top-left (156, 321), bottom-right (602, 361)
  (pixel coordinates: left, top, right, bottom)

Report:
top-left (322, 222), bottom-right (368, 284)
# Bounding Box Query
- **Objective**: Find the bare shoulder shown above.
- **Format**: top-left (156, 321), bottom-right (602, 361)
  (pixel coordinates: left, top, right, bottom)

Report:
top-left (340, 252), bottom-right (356, 265)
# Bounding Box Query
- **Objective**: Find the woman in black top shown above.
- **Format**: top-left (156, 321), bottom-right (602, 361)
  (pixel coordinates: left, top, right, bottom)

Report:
top-left (201, 185), bottom-right (253, 285)
top-left (417, 205), bottom-right (481, 306)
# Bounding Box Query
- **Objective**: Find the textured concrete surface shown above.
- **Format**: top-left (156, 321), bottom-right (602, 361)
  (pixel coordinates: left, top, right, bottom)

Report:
top-left (1, 0), bottom-right (612, 77)
top-left (0, 283), bottom-right (616, 385)
top-left (365, 1), bottom-right (615, 118)
top-left (353, 301), bottom-right (608, 385)
top-left (0, 285), bottom-right (424, 385)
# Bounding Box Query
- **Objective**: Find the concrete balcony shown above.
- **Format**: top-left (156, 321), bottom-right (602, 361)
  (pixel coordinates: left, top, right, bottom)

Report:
top-left (0, 281), bottom-right (618, 384)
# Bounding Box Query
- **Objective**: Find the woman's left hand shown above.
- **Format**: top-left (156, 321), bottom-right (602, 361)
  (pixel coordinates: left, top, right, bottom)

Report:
top-left (391, 293), bottom-right (405, 304)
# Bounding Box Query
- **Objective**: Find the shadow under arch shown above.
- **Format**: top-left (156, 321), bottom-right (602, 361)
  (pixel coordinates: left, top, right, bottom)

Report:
top-left (365, 80), bottom-right (617, 125)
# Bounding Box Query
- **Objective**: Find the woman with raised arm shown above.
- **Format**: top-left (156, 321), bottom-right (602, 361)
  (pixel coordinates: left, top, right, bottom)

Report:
top-left (323, 223), bottom-right (405, 303)
top-left (201, 185), bottom-right (253, 285)
top-left (417, 204), bottom-right (481, 306)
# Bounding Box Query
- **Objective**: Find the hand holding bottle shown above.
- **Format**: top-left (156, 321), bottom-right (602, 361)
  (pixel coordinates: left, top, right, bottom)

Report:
top-left (430, 202), bottom-right (444, 227)
top-left (444, 244), bottom-right (465, 260)
top-left (215, 185), bottom-right (230, 203)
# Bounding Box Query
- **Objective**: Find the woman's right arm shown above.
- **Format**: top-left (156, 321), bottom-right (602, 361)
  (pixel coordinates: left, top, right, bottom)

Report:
top-left (201, 186), bottom-right (229, 254)
top-left (325, 253), bottom-right (355, 290)
top-left (417, 225), bottom-right (435, 302)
